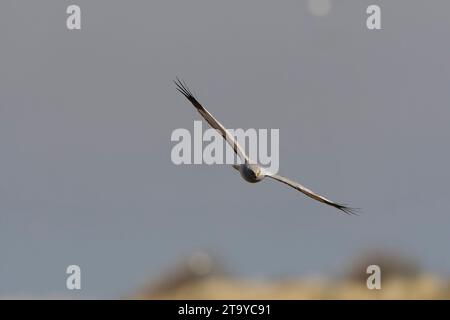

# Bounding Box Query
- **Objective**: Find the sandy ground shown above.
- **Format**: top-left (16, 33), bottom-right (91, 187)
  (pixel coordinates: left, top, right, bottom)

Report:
top-left (135, 275), bottom-right (450, 300)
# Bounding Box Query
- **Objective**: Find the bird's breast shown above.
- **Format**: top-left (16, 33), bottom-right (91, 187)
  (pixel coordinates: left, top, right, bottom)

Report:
top-left (239, 164), bottom-right (264, 183)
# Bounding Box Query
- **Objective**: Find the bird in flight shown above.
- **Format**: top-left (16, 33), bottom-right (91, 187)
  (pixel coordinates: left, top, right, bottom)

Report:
top-left (174, 78), bottom-right (358, 215)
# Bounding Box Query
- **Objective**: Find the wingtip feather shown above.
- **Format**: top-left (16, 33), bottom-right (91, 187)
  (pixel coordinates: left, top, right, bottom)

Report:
top-left (334, 204), bottom-right (360, 216)
top-left (174, 77), bottom-right (196, 100)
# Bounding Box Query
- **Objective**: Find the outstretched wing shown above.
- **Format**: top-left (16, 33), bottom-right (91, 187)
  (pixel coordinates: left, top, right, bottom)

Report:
top-left (174, 78), bottom-right (250, 163)
top-left (266, 174), bottom-right (358, 215)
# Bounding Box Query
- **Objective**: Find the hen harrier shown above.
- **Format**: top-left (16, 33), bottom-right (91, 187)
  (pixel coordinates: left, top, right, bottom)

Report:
top-left (174, 78), bottom-right (357, 215)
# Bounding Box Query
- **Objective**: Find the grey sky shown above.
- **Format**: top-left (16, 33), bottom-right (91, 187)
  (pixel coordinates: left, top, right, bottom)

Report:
top-left (1, 1), bottom-right (449, 298)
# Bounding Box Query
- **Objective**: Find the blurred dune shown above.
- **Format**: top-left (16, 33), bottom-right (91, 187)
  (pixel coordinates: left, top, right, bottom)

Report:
top-left (134, 251), bottom-right (450, 300)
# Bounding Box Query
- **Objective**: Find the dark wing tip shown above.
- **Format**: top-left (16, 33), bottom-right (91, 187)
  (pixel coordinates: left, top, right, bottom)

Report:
top-left (174, 77), bottom-right (196, 100)
top-left (334, 203), bottom-right (361, 216)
